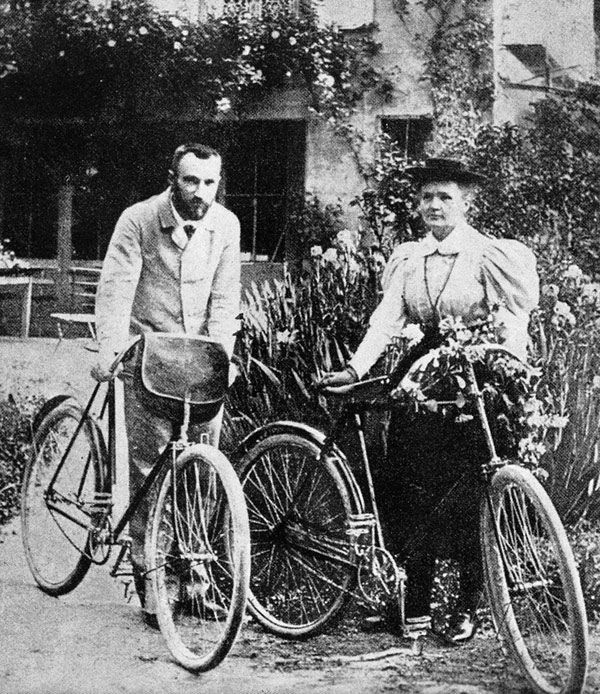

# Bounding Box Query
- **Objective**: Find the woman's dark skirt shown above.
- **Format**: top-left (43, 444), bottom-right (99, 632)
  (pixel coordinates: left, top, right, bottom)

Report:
top-left (373, 405), bottom-right (489, 617)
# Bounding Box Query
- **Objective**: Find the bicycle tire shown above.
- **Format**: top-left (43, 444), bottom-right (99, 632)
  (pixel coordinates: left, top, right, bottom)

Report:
top-left (481, 464), bottom-right (588, 694)
top-left (21, 398), bottom-right (108, 596)
top-left (238, 432), bottom-right (359, 638)
top-left (146, 444), bottom-right (250, 672)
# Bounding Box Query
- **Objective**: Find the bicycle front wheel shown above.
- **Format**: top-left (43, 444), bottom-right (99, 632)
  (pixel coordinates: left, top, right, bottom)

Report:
top-left (481, 464), bottom-right (588, 694)
top-left (147, 444), bottom-right (250, 673)
top-left (21, 398), bottom-right (108, 596)
top-left (239, 432), bottom-right (359, 638)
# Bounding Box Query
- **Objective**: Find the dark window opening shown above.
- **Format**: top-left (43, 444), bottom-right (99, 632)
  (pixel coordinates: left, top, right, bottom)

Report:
top-left (223, 120), bottom-right (305, 262)
top-left (2, 121), bottom-right (305, 264)
top-left (380, 117), bottom-right (433, 162)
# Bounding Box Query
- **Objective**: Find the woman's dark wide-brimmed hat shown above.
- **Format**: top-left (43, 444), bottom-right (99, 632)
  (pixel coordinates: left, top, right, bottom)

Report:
top-left (405, 157), bottom-right (487, 185)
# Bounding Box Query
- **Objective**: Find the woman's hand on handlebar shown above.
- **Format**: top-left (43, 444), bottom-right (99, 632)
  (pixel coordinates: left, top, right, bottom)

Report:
top-left (318, 365), bottom-right (359, 388)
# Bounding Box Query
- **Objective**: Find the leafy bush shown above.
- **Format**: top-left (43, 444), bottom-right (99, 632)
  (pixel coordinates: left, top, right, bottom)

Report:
top-left (222, 227), bottom-right (382, 452)
top-left (0, 395), bottom-right (40, 525)
top-left (0, 0), bottom-right (382, 121)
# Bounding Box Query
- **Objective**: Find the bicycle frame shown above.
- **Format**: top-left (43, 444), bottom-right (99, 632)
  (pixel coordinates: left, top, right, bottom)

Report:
top-left (43, 378), bottom-right (204, 575)
top-left (315, 348), bottom-right (520, 613)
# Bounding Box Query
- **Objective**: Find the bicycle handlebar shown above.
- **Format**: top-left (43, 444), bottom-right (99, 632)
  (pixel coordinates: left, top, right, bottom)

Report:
top-left (108, 335), bottom-right (142, 374)
top-left (319, 342), bottom-right (533, 400)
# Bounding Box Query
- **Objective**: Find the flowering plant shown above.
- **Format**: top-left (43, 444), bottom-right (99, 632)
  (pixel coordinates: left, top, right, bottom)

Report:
top-left (391, 315), bottom-right (567, 475)
top-left (0, 240), bottom-right (28, 273)
top-left (0, 0), bottom-right (384, 122)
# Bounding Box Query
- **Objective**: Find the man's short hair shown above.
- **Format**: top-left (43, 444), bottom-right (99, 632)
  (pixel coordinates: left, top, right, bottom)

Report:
top-left (170, 143), bottom-right (221, 175)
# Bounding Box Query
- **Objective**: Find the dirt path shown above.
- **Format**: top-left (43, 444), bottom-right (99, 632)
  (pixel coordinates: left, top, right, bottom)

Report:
top-left (2, 517), bottom-right (600, 694)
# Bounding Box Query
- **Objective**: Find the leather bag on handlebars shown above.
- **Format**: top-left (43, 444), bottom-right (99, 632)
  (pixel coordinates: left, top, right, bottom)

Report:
top-left (134, 332), bottom-right (229, 423)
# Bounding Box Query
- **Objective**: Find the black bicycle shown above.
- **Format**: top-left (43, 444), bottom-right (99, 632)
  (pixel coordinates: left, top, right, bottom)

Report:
top-left (20, 335), bottom-right (250, 672)
top-left (235, 343), bottom-right (588, 694)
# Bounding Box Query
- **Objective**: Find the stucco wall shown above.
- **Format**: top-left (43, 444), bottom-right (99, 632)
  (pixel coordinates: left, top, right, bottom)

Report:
top-left (304, 0), bottom-right (434, 226)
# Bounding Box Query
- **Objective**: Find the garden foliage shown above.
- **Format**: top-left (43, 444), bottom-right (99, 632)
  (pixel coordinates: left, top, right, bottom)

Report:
top-left (0, 0), bottom-right (383, 121)
top-left (230, 89), bottom-right (600, 534)
top-left (0, 396), bottom-right (38, 525)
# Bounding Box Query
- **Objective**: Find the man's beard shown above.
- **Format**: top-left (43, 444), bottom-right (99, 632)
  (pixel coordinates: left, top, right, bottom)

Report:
top-left (172, 187), bottom-right (209, 221)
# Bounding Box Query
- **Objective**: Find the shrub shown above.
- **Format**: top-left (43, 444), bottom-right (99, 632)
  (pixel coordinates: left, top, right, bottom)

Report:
top-left (0, 395), bottom-right (41, 525)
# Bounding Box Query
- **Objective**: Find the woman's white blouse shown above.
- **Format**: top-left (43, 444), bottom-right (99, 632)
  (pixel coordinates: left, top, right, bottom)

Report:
top-left (349, 223), bottom-right (540, 378)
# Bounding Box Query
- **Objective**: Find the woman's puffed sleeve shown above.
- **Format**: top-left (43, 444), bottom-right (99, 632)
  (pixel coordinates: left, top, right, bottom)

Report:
top-left (348, 243), bottom-right (416, 378)
top-left (481, 238), bottom-right (540, 359)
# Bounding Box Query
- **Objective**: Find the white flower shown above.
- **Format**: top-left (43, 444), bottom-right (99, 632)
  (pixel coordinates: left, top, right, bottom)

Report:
top-left (107, 39), bottom-right (116, 48)
top-left (181, 29), bottom-right (189, 37)
top-left (542, 283), bottom-right (559, 297)
top-left (289, 36), bottom-right (297, 46)
top-left (242, 45), bottom-right (251, 56)
top-left (170, 16), bottom-right (182, 28)
top-left (271, 30), bottom-right (280, 39)
top-left (215, 97), bottom-right (232, 113)
top-left (548, 415), bottom-right (569, 429)
top-left (564, 263), bottom-right (583, 280)
top-left (276, 329), bottom-right (292, 345)
top-left (553, 301), bottom-right (576, 326)
top-left (335, 228), bottom-right (358, 252)
top-left (138, 26), bottom-right (148, 35)
top-left (285, 70), bottom-right (292, 78)
top-left (310, 245), bottom-right (323, 258)
top-left (316, 72), bottom-right (335, 88)
top-left (58, 50), bottom-right (65, 58)
top-left (455, 328), bottom-right (473, 344)
top-left (400, 323), bottom-right (425, 347)
top-left (593, 375), bottom-right (600, 390)
top-left (322, 248), bottom-right (338, 265)
top-left (173, 41), bottom-right (183, 51)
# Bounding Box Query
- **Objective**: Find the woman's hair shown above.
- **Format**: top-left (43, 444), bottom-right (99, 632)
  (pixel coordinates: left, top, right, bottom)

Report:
top-left (170, 143), bottom-right (221, 175)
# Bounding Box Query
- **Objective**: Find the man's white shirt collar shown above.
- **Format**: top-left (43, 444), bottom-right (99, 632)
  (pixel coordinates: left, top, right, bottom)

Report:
top-left (170, 197), bottom-right (209, 248)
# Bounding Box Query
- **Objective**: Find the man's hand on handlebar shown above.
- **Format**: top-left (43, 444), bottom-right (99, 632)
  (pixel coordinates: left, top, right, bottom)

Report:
top-left (91, 350), bottom-right (122, 382)
top-left (318, 365), bottom-right (359, 388)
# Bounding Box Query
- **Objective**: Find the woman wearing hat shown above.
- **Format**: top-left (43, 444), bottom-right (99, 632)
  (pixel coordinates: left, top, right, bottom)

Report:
top-left (320, 158), bottom-right (540, 643)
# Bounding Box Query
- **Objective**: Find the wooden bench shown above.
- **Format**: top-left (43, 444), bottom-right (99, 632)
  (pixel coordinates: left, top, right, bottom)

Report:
top-left (0, 273), bottom-right (53, 337)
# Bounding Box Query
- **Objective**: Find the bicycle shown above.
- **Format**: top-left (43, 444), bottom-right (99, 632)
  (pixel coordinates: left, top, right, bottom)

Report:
top-left (20, 335), bottom-right (250, 673)
top-left (235, 342), bottom-right (589, 694)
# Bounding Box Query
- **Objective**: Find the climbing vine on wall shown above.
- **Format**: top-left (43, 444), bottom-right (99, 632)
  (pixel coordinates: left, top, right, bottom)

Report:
top-left (391, 0), bottom-right (493, 156)
top-left (0, 0), bottom-right (385, 122)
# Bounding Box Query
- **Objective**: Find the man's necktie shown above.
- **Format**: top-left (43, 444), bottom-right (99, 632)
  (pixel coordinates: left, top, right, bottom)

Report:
top-left (183, 224), bottom-right (195, 239)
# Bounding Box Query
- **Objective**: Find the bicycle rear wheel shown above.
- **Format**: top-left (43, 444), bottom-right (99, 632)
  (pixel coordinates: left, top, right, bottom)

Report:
top-left (147, 444), bottom-right (250, 672)
top-left (21, 398), bottom-right (108, 596)
top-left (481, 464), bottom-right (588, 694)
top-left (239, 432), bottom-right (359, 638)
